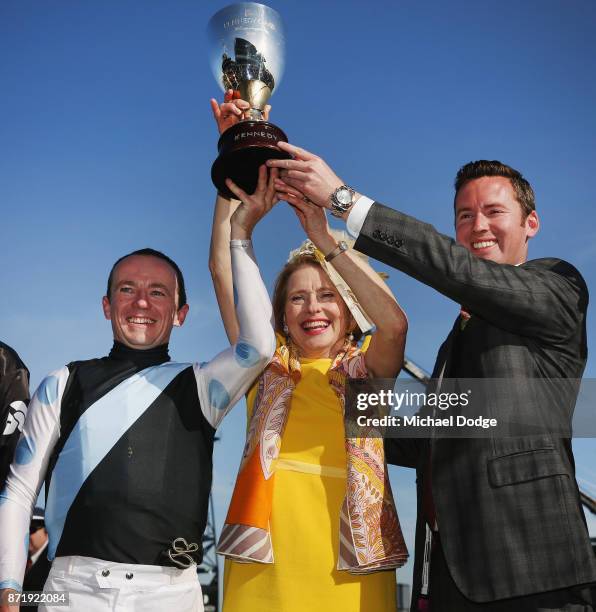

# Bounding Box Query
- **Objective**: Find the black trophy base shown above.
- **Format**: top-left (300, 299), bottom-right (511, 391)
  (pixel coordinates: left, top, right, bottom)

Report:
top-left (211, 120), bottom-right (291, 199)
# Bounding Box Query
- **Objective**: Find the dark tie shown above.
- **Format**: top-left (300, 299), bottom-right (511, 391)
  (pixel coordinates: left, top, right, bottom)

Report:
top-left (422, 449), bottom-right (437, 530)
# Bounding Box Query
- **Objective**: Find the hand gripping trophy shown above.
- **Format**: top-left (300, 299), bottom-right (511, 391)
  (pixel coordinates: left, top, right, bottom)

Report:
top-left (208, 3), bottom-right (290, 198)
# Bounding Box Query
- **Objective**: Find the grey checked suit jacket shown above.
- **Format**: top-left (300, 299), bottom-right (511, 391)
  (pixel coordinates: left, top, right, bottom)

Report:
top-left (355, 202), bottom-right (596, 604)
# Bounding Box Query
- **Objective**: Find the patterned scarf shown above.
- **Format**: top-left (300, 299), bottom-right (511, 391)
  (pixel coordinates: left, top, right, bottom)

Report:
top-left (217, 339), bottom-right (408, 574)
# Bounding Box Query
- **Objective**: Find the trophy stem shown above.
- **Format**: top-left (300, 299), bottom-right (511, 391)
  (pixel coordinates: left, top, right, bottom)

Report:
top-left (246, 108), bottom-right (264, 121)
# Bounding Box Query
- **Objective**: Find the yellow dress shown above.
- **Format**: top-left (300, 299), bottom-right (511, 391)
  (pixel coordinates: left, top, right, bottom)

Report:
top-left (222, 357), bottom-right (397, 612)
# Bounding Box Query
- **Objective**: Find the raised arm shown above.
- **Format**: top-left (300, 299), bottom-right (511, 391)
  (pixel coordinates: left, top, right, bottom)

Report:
top-left (268, 142), bottom-right (587, 344)
top-left (284, 193), bottom-right (407, 379)
top-left (209, 164), bottom-right (279, 341)
top-left (197, 235), bottom-right (276, 429)
top-left (208, 96), bottom-right (276, 344)
top-left (209, 193), bottom-right (242, 343)
top-left (353, 202), bottom-right (587, 343)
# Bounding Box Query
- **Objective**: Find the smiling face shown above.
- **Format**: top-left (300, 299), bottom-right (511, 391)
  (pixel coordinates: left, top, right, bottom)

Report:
top-left (455, 176), bottom-right (539, 265)
top-left (102, 255), bottom-right (189, 350)
top-left (284, 264), bottom-right (351, 359)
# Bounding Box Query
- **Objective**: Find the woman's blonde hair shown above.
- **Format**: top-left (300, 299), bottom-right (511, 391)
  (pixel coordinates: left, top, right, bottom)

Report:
top-left (271, 254), bottom-right (362, 342)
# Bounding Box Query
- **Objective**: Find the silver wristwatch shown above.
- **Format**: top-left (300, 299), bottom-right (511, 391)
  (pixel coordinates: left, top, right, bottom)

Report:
top-left (329, 185), bottom-right (356, 217)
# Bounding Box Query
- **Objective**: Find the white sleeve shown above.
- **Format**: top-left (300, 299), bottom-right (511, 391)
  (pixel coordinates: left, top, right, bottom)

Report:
top-left (194, 241), bottom-right (275, 429)
top-left (0, 367), bottom-right (67, 592)
top-left (346, 195), bottom-right (375, 238)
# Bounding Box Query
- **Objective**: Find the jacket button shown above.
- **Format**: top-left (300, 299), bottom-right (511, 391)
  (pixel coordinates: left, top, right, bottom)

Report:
top-left (387, 236), bottom-right (395, 245)
top-left (373, 229), bottom-right (380, 239)
top-left (396, 239), bottom-right (403, 248)
top-left (126, 572), bottom-right (134, 580)
top-left (101, 569), bottom-right (110, 577)
top-left (380, 232), bottom-right (387, 241)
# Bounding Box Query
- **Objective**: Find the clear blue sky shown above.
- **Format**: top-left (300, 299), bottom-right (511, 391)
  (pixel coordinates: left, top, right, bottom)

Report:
top-left (2, 0), bottom-right (595, 592)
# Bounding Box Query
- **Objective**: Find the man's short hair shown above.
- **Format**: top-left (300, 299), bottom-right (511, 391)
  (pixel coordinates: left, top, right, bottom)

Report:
top-left (454, 160), bottom-right (536, 219)
top-left (106, 248), bottom-right (187, 308)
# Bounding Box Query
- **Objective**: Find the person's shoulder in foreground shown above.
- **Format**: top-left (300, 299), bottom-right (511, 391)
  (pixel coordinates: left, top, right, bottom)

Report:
top-left (0, 341), bottom-right (30, 490)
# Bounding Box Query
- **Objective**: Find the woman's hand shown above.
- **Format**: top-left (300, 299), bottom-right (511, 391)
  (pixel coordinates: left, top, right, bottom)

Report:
top-left (227, 165), bottom-right (279, 240)
top-left (210, 93), bottom-right (271, 135)
top-left (268, 142), bottom-right (344, 210)
top-left (282, 188), bottom-right (336, 254)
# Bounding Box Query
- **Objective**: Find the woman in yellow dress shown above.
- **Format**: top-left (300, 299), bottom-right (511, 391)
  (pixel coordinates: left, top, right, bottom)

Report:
top-left (210, 96), bottom-right (409, 612)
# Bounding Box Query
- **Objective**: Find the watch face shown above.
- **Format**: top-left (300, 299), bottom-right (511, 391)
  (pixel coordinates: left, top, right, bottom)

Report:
top-left (336, 188), bottom-right (352, 205)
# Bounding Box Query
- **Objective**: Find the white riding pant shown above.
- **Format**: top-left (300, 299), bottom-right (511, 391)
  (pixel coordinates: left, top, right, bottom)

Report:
top-left (39, 555), bottom-right (204, 612)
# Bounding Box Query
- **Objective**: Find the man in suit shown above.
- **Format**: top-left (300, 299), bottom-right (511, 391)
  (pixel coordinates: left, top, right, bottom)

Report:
top-left (268, 145), bottom-right (596, 610)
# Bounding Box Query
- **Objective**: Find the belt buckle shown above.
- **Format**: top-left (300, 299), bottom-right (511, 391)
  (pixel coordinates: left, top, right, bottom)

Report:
top-left (166, 537), bottom-right (199, 569)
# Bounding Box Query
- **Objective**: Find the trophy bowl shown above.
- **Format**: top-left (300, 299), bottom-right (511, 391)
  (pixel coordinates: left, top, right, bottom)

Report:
top-left (208, 3), bottom-right (291, 198)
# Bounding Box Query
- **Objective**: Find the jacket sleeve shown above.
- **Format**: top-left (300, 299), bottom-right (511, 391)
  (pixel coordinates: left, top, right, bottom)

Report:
top-left (384, 437), bottom-right (423, 469)
top-left (0, 368), bottom-right (66, 593)
top-left (355, 202), bottom-right (588, 344)
top-left (194, 241), bottom-right (276, 429)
